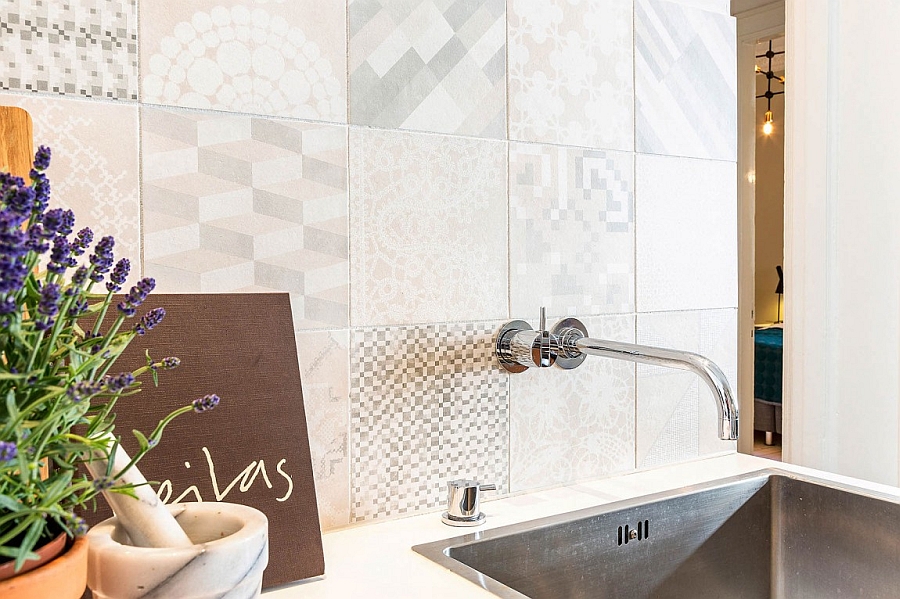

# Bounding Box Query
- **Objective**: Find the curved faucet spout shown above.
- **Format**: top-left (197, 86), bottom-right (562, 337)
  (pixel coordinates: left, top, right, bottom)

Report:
top-left (571, 336), bottom-right (739, 441)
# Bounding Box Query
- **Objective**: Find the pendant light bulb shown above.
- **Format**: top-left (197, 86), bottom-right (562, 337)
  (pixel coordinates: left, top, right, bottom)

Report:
top-left (763, 110), bottom-right (775, 135)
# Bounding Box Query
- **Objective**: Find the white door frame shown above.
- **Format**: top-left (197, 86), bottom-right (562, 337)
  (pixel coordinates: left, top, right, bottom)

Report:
top-left (732, 1), bottom-right (785, 455)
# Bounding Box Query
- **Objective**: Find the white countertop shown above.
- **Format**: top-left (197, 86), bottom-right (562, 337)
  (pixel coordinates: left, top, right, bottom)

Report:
top-left (262, 453), bottom-right (900, 598)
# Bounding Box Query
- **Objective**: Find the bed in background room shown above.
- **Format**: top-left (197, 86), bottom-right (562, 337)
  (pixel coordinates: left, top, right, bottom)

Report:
top-left (754, 325), bottom-right (783, 445)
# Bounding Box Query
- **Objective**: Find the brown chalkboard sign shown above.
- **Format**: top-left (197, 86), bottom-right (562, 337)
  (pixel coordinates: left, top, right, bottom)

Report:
top-left (79, 293), bottom-right (324, 589)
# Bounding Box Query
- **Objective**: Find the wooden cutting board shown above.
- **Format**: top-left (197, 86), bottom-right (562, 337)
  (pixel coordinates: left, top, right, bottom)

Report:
top-left (0, 106), bottom-right (33, 177)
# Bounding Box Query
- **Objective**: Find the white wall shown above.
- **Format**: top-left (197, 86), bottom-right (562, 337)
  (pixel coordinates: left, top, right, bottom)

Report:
top-left (785, 0), bottom-right (900, 485)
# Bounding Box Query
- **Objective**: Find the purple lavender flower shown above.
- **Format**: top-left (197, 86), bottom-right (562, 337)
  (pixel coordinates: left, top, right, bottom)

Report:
top-left (6, 185), bottom-right (35, 219)
top-left (155, 356), bottom-right (181, 371)
top-left (30, 172), bottom-right (50, 215)
top-left (0, 173), bottom-right (24, 195)
top-left (34, 282), bottom-right (60, 330)
top-left (106, 258), bottom-right (130, 293)
top-left (25, 224), bottom-right (49, 254)
top-left (66, 380), bottom-right (102, 402)
top-left (117, 277), bottom-right (155, 317)
top-left (0, 297), bottom-right (15, 315)
top-left (42, 208), bottom-right (75, 237)
top-left (32, 145), bottom-right (51, 171)
top-left (88, 236), bottom-right (115, 282)
top-left (0, 213), bottom-right (28, 257)
top-left (71, 266), bottom-right (89, 288)
top-left (48, 236), bottom-right (77, 275)
top-left (66, 514), bottom-right (88, 537)
top-left (92, 476), bottom-right (114, 491)
top-left (192, 394), bottom-right (221, 413)
top-left (0, 441), bottom-right (17, 462)
top-left (67, 298), bottom-right (88, 317)
top-left (103, 372), bottom-right (136, 392)
top-left (72, 227), bottom-right (93, 256)
top-left (0, 255), bottom-right (29, 294)
top-left (134, 307), bottom-right (165, 335)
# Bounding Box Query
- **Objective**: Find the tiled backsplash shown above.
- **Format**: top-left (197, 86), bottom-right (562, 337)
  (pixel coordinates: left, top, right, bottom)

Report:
top-left (0, 0), bottom-right (737, 530)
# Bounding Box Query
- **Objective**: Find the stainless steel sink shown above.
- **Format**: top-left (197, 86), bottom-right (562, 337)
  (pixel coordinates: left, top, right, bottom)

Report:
top-left (414, 469), bottom-right (900, 598)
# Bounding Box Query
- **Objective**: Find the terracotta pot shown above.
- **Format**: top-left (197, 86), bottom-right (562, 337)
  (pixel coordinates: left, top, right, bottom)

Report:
top-left (87, 502), bottom-right (268, 599)
top-left (0, 535), bottom-right (88, 599)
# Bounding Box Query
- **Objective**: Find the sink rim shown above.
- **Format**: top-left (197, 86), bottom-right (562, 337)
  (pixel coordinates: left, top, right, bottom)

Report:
top-left (412, 467), bottom-right (900, 599)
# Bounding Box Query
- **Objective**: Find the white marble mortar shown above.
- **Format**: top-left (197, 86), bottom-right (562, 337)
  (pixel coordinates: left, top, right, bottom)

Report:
top-left (86, 502), bottom-right (268, 599)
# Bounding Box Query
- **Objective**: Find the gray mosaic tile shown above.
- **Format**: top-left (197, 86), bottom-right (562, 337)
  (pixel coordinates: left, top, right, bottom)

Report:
top-left (0, 0), bottom-right (137, 100)
top-left (350, 322), bottom-right (509, 522)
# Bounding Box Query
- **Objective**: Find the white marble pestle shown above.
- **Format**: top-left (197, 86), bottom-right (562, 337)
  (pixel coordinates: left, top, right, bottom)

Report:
top-left (86, 435), bottom-right (193, 548)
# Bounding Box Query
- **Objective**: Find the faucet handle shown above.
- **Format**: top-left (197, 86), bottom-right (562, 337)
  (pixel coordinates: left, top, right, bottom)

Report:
top-left (442, 479), bottom-right (494, 527)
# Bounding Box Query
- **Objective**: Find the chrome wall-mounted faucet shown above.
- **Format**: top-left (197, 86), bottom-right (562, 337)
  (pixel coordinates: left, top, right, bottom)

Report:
top-left (496, 310), bottom-right (739, 441)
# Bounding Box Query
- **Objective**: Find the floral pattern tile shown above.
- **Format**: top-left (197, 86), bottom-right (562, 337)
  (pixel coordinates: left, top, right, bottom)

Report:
top-left (349, 0), bottom-right (506, 138)
top-left (0, 94), bottom-right (140, 260)
top-left (0, 0), bottom-right (138, 100)
top-left (636, 308), bottom-right (737, 468)
top-left (142, 107), bottom-right (348, 330)
top-left (296, 329), bottom-right (350, 531)
top-left (350, 322), bottom-right (508, 522)
top-left (635, 0), bottom-right (736, 160)
top-left (350, 128), bottom-right (507, 327)
top-left (635, 153), bottom-right (737, 313)
top-left (510, 315), bottom-right (635, 492)
top-left (509, 142), bottom-right (634, 318)
top-left (140, 0), bottom-right (346, 122)
top-left (508, 0), bottom-right (634, 150)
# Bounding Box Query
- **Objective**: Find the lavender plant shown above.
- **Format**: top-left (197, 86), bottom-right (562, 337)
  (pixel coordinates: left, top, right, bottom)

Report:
top-left (0, 146), bottom-right (219, 573)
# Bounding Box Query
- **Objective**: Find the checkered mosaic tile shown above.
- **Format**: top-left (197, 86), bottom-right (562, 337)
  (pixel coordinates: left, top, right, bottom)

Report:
top-left (0, 0), bottom-right (138, 100)
top-left (350, 322), bottom-right (509, 522)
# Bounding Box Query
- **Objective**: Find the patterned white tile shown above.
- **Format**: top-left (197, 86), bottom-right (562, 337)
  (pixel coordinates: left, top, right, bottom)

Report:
top-left (142, 107), bottom-right (348, 330)
top-left (636, 0), bottom-right (736, 160)
top-left (0, 0), bottom-right (138, 100)
top-left (509, 142), bottom-right (634, 318)
top-left (635, 153), bottom-right (737, 312)
top-left (510, 315), bottom-right (635, 492)
top-left (636, 309), bottom-right (737, 468)
top-left (296, 329), bottom-right (350, 531)
top-left (0, 94), bottom-right (140, 261)
top-left (349, 0), bottom-right (506, 138)
top-left (140, 0), bottom-right (346, 122)
top-left (508, 0), bottom-right (634, 150)
top-left (350, 322), bottom-right (508, 522)
top-left (350, 128), bottom-right (507, 327)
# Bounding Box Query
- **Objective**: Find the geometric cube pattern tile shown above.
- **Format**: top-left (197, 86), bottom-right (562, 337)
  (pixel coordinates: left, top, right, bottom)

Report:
top-left (636, 308), bottom-right (737, 469)
top-left (509, 142), bottom-right (634, 318)
top-left (350, 322), bottom-right (508, 522)
top-left (0, 0), bottom-right (138, 100)
top-left (350, 128), bottom-right (508, 327)
top-left (140, 0), bottom-right (347, 122)
top-left (508, 0), bottom-right (634, 150)
top-left (0, 93), bottom-right (141, 261)
top-left (349, 0), bottom-right (506, 138)
top-left (635, 0), bottom-right (736, 160)
top-left (510, 315), bottom-right (636, 493)
top-left (142, 107), bottom-right (348, 330)
top-left (296, 329), bottom-right (350, 531)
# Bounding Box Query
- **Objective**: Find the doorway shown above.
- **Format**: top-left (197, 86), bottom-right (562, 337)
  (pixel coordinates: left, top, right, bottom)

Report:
top-left (732, 1), bottom-right (785, 459)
